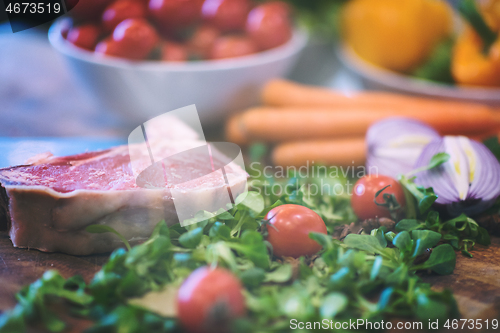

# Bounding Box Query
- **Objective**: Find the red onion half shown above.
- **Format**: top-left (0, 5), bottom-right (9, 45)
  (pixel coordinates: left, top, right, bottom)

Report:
top-left (413, 136), bottom-right (500, 216)
top-left (366, 118), bottom-right (440, 178)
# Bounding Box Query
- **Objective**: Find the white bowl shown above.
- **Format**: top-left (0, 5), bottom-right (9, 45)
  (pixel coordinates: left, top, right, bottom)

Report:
top-left (338, 44), bottom-right (500, 106)
top-left (49, 19), bottom-right (307, 125)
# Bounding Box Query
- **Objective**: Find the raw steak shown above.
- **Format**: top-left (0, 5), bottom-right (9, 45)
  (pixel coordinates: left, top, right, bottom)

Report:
top-left (0, 139), bottom-right (247, 255)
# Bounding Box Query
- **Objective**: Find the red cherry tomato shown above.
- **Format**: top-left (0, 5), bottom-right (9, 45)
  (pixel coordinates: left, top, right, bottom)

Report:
top-left (351, 175), bottom-right (406, 220)
top-left (245, 1), bottom-right (292, 50)
top-left (148, 0), bottom-right (203, 31)
top-left (161, 41), bottom-right (188, 61)
top-left (265, 204), bottom-right (327, 258)
top-left (112, 18), bottom-right (159, 60)
top-left (188, 25), bottom-right (220, 58)
top-left (201, 0), bottom-right (250, 32)
top-left (95, 38), bottom-right (122, 57)
top-left (102, 0), bottom-right (146, 32)
top-left (67, 24), bottom-right (101, 50)
top-left (209, 35), bottom-right (257, 59)
top-left (177, 267), bottom-right (246, 333)
top-left (68, 0), bottom-right (114, 21)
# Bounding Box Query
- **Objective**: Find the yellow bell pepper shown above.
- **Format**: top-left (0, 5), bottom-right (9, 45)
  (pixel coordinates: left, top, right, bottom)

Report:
top-left (452, 0), bottom-right (500, 87)
top-left (342, 0), bottom-right (452, 73)
top-left (481, 0), bottom-right (500, 32)
top-left (452, 27), bottom-right (500, 86)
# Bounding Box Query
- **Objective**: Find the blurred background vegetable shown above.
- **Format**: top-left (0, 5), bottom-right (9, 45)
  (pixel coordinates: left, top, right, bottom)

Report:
top-left (366, 118), bottom-right (441, 178)
top-left (414, 136), bottom-right (500, 216)
top-left (282, 0), bottom-right (347, 39)
top-left (341, 0), bottom-right (453, 73)
top-left (337, 0), bottom-right (500, 88)
top-left (452, 0), bottom-right (500, 86)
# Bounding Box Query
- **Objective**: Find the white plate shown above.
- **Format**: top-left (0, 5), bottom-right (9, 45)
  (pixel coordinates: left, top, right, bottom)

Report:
top-left (49, 19), bottom-right (308, 126)
top-left (337, 44), bottom-right (500, 105)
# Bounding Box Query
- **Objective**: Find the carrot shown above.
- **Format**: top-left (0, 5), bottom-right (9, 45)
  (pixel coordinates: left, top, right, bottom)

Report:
top-left (225, 114), bottom-right (249, 145)
top-left (262, 79), bottom-right (498, 116)
top-left (272, 131), bottom-right (488, 167)
top-left (263, 79), bottom-right (407, 108)
top-left (238, 107), bottom-right (500, 142)
top-left (272, 139), bottom-right (366, 167)
top-left (469, 127), bottom-right (500, 141)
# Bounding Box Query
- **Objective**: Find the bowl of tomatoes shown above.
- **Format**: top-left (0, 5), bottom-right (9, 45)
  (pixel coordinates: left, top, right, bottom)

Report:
top-left (49, 0), bottom-right (306, 124)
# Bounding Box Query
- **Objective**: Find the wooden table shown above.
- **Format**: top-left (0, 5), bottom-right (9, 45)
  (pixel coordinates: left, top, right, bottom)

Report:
top-left (1, 232), bottom-right (499, 324)
top-left (421, 237), bottom-right (500, 321)
top-left (0, 231), bottom-right (109, 312)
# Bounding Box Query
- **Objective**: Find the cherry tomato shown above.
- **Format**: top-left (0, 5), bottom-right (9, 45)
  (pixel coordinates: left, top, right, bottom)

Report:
top-left (102, 0), bottom-right (146, 32)
top-left (111, 18), bottom-right (159, 60)
top-left (95, 38), bottom-right (122, 57)
top-left (351, 175), bottom-right (406, 220)
top-left (67, 24), bottom-right (101, 50)
top-left (209, 35), bottom-right (257, 59)
top-left (177, 267), bottom-right (246, 333)
top-left (161, 41), bottom-right (188, 61)
top-left (148, 0), bottom-right (203, 31)
top-left (67, 0), bottom-right (114, 21)
top-left (188, 25), bottom-right (220, 58)
top-left (201, 0), bottom-right (250, 32)
top-left (245, 1), bottom-right (292, 50)
top-left (265, 204), bottom-right (327, 258)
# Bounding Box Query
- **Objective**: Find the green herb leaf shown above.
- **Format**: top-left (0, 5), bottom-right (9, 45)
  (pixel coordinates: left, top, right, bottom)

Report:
top-left (393, 231), bottom-right (412, 253)
top-left (411, 230), bottom-right (442, 256)
top-left (428, 153), bottom-right (450, 169)
top-left (264, 264), bottom-right (293, 283)
top-left (414, 244), bottom-right (456, 275)
top-left (396, 219), bottom-right (423, 232)
top-left (178, 227), bottom-right (203, 249)
top-left (236, 192), bottom-right (265, 217)
top-left (239, 267), bottom-right (266, 288)
top-left (85, 225), bottom-right (132, 251)
top-left (418, 194), bottom-right (438, 214)
top-left (209, 222), bottom-right (231, 240)
top-left (320, 293), bottom-right (347, 319)
top-left (309, 232), bottom-right (333, 250)
top-left (370, 256), bottom-right (383, 281)
top-left (344, 234), bottom-right (384, 255)
top-left (228, 231), bottom-right (270, 270)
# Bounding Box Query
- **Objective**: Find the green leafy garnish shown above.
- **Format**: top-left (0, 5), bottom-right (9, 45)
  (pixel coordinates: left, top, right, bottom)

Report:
top-left (0, 157), bottom-right (486, 333)
top-left (85, 225), bottom-right (132, 251)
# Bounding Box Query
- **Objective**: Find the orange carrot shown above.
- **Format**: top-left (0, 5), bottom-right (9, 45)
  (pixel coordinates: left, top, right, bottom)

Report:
top-left (262, 79), bottom-right (498, 117)
top-left (272, 132), bottom-right (489, 167)
top-left (238, 107), bottom-right (500, 142)
top-left (272, 139), bottom-right (366, 167)
top-left (262, 79), bottom-right (407, 108)
top-left (469, 127), bottom-right (500, 141)
top-left (225, 114), bottom-right (249, 145)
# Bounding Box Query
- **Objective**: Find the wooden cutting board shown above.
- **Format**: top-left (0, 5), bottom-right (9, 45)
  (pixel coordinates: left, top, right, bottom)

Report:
top-left (1, 232), bottom-right (499, 323)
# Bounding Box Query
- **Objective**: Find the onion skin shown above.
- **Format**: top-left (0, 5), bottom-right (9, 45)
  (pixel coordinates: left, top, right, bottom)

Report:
top-left (366, 118), bottom-right (440, 178)
top-left (414, 136), bottom-right (500, 216)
